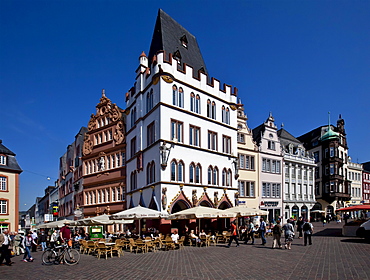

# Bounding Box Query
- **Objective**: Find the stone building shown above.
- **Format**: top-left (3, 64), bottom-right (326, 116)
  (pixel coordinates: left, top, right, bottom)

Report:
top-left (236, 101), bottom-right (260, 209)
top-left (0, 140), bottom-right (22, 232)
top-left (125, 9), bottom-right (238, 231)
top-left (362, 162), bottom-right (370, 205)
top-left (82, 91), bottom-right (126, 224)
top-left (278, 127), bottom-right (316, 221)
top-left (298, 114), bottom-right (351, 215)
top-left (252, 113), bottom-right (283, 222)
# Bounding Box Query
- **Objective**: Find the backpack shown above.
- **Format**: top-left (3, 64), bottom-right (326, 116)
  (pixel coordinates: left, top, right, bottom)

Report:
top-left (303, 222), bottom-right (312, 231)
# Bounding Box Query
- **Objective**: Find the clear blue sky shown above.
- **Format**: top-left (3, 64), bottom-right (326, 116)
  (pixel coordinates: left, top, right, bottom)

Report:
top-left (1, 0), bottom-right (369, 211)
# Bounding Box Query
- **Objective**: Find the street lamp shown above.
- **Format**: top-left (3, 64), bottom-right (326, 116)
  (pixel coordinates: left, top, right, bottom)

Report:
top-left (159, 141), bottom-right (172, 169)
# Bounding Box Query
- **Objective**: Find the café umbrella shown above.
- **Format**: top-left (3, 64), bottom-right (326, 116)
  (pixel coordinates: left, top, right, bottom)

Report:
top-left (112, 205), bottom-right (168, 236)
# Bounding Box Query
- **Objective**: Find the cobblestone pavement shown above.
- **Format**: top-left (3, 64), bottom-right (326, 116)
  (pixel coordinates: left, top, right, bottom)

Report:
top-left (1, 221), bottom-right (369, 280)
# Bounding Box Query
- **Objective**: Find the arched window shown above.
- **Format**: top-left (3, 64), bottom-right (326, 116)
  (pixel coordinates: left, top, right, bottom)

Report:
top-left (226, 169), bottom-right (232, 186)
top-left (178, 87), bottom-right (184, 108)
top-left (222, 106), bottom-right (226, 123)
top-left (171, 161), bottom-right (176, 181)
top-left (147, 161), bottom-right (155, 184)
top-left (222, 169), bottom-right (226, 186)
top-left (212, 101), bottom-right (216, 119)
top-left (207, 99), bottom-right (211, 117)
top-left (226, 107), bottom-right (230, 124)
top-left (146, 89), bottom-right (154, 113)
top-left (190, 92), bottom-right (195, 112)
top-left (195, 95), bottom-right (201, 114)
top-left (178, 161), bottom-right (184, 182)
top-left (130, 171), bottom-right (137, 190)
top-left (213, 167), bottom-right (218, 185)
top-left (208, 166), bottom-right (212, 185)
top-left (189, 163), bottom-right (195, 183)
top-left (196, 164), bottom-right (201, 183)
top-left (172, 85), bottom-right (178, 106)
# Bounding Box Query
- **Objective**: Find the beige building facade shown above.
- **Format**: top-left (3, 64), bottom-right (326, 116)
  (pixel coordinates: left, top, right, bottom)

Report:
top-left (0, 140), bottom-right (22, 232)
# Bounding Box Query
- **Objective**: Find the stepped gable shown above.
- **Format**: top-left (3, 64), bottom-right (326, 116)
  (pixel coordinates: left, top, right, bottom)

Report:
top-left (148, 9), bottom-right (208, 76)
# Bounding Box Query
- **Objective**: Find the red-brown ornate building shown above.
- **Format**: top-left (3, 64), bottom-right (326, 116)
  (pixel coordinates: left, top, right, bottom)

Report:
top-left (82, 90), bottom-right (126, 221)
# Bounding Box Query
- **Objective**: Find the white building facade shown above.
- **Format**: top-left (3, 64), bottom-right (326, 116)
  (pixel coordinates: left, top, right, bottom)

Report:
top-left (252, 113), bottom-right (283, 222)
top-left (278, 128), bottom-right (316, 221)
top-left (125, 10), bottom-right (239, 228)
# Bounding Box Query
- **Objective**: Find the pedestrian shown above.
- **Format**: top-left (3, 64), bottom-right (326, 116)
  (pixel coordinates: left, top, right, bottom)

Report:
top-left (22, 231), bottom-right (36, 262)
top-left (59, 221), bottom-right (72, 245)
top-left (321, 215), bottom-right (326, 227)
top-left (13, 232), bottom-right (23, 256)
top-left (0, 229), bottom-right (13, 266)
top-left (31, 230), bottom-right (38, 252)
top-left (296, 217), bottom-right (304, 239)
top-left (271, 220), bottom-right (282, 249)
top-left (259, 217), bottom-right (267, 245)
top-left (226, 220), bottom-right (239, 248)
top-left (244, 220), bottom-right (255, 245)
top-left (282, 219), bottom-right (295, 250)
top-left (39, 231), bottom-right (47, 251)
top-left (50, 229), bottom-right (59, 248)
top-left (303, 219), bottom-right (314, 246)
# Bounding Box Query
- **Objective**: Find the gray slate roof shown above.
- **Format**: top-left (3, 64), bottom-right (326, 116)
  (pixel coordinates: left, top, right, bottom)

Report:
top-left (148, 9), bottom-right (208, 75)
top-left (0, 140), bottom-right (22, 172)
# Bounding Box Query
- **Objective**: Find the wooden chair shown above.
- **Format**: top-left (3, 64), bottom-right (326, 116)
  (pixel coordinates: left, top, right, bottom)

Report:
top-left (177, 236), bottom-right (185, 249)
top-left (86, 240), bottom-right (96, 255)
top-left (208, 235), bottom-right (217, 246)
top-left (128, 238), bottom-right (137, 253)
top-left (96, 243), bottom-right (113, 259)
top-left (111, 240), bottom-right (124, 258)
top-left (163, 236), bottom-right (175, 250)
top-left (134, 240), bottom-right (147, 254)
top-left (199, 235), bottom-right (208, 247)
top-left (146, 241), bottom-right (156, 253)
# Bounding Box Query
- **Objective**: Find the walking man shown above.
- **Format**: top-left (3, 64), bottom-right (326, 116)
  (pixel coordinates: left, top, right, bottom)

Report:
top-left (0, 229), bottom-right (13, 266)
top-left (271, 220), bottom-right (282, 249)
top-left (303, 219), bottom-right (314, 246)
top-left (226, 220), bottom-right (239, 248)
top-left (259, 217), bottom-right (267, 245)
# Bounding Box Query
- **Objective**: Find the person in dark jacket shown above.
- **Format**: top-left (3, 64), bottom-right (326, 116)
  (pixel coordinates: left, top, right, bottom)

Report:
top-left (296, 217), bottom-right (304, 238)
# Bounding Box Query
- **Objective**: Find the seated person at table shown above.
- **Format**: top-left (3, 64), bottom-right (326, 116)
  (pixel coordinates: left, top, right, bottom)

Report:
top-left (171, 230), bottom-right (179, 243)
top-left (190, 230), bottom-right (201, 245)
top-left (199, 229), bottom-right (207, 237)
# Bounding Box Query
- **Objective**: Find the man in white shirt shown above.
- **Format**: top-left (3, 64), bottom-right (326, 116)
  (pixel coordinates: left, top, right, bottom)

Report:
top-left (0, 230), bottom-right (12, 266)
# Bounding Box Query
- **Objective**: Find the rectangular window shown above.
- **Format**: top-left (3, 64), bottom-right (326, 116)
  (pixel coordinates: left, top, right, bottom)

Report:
top-left (0, 155), bottom-right (6, 165)
top-left (245, 156), bottom-right (249, 169)
top-left (222, 135), bottom-right (231, 154)
top-left (239, 181), bottom-right (245, 197)
top-left (189, 125), bottom-right (200, 147)
top-left (0, 177), bottom-right (6, 191)
top-left (262, 159), bottom-right (266, 172)
top-left (171, 120), bottom-right (183, 143)
top-left (266, 160), bottom-right (271, 172)
top-left (272, 161), bottom-right (276, 173)
top-left (250, 157), bottom-right (255, 170)
top-left (239, 154), bottom-right (245, 169)
top-left (330, 164), bottom-right (334, 175)
top-left (208, 131), bottom-right (218, 151)
top-left (147, 122), bottom-right (155, 146)
top-left (131, 137), bottom-right (136, 158)
top-left (330, 147), bottom-right (335, 157)
top-left (0, 200), bottom-right (7, 214)
top-left (313, 151), bottom-right (319, 163)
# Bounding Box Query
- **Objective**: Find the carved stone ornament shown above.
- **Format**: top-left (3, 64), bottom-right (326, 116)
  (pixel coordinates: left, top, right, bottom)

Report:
top-left (214, 191), bottom-right (219, 207)
top-left (114, 121), bottom-right (124, 145)
top-left (88, 114), bottom-right (97, 131)
top-left (192, 189), bottom-right (198, 206)
top-left (110, 103), bottom-right (121, 122)
top-left (83, 134), bottom-right (93, 156)
top-left (161, 187), bottom-right (167, 210)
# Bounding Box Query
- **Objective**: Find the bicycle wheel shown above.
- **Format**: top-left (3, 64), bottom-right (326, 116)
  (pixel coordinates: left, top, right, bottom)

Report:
top-left (42, 249), bottom-right (57, 265)
top-left (64, 248), bottom-right (80, 265)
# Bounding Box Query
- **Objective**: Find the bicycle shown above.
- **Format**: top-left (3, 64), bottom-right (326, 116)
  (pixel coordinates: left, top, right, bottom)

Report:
top-left (42, 243), bottom-right (80, 265)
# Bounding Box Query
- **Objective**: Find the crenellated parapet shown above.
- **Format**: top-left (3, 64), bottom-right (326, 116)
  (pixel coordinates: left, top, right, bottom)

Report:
top-left (127, 50), bottom-right (238, 105)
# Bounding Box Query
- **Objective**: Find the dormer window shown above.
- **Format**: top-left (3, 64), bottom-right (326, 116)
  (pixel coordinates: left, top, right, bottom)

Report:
top-left (173, 50), bottom-right (181, 64)
top-left (180, 35), bottom-right (188, 48)
top-left (0, 155), bottom-right (6, 165)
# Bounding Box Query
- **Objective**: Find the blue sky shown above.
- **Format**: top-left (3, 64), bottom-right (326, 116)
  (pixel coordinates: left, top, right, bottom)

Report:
top-left (1, 0), bottom-right (369, 211)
